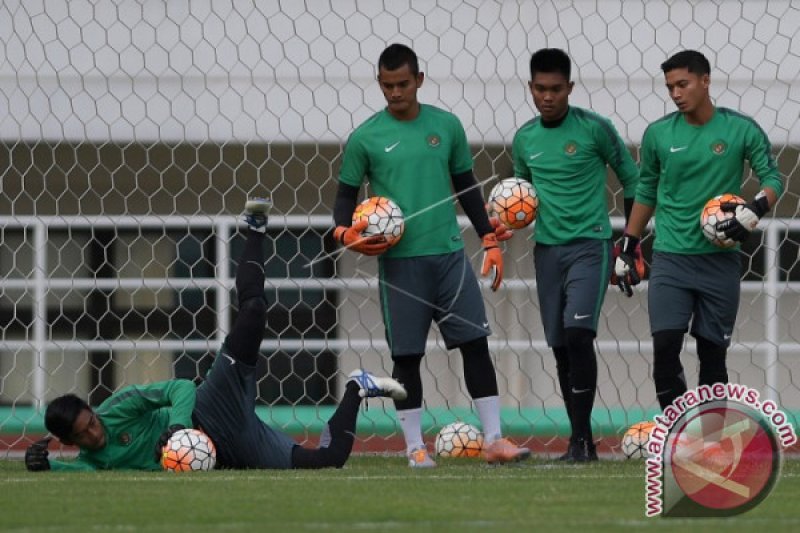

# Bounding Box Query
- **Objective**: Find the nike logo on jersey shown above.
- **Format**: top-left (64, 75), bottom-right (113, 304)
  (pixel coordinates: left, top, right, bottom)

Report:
top-left (529, 152), bottom-right (544, 160)
top-left (222, 353), bottom-right (236, 366)
top-left (571, 387), bottom-right (592, 394)
top-left (670, 146), bottom-right (688, 153)
top-left (723, 333), bottom-right (732, 340)
top-left (482, 322), bottom-right (490, 328)
top-left (573, 313), bottom-right (591, 320)
top-left (384, 141), bottom-right (400, 152)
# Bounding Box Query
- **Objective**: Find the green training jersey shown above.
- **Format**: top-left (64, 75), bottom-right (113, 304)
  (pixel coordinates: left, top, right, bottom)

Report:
top-left (339, 104), bottom-right (474, 258)
top-left (637, 107), bottom-right (783, 254)
top-left (512, 106), bottom-right (639, 245)
top-left (49, 380), bottom-right (196, 471)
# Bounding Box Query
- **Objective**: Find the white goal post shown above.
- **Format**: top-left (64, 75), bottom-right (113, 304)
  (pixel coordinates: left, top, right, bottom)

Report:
top-left (1, 0), bottom-right (799, 456)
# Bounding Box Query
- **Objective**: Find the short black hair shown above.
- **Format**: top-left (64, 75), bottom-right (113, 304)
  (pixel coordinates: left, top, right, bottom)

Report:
top-left (661, 50), bottom-right (710, 76)
top-left (529, 48), bottom-right (571, 80)
top-left (378, 43), bottom-right (419, 75)
top-left (45, 394), bottom-right (91, 441)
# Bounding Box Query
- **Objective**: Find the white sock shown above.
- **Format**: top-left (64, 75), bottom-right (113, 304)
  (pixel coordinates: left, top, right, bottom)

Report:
top-left (474, 395), bottom-right (502, 444)
top-left (397, 407), bottom-right (425, 453)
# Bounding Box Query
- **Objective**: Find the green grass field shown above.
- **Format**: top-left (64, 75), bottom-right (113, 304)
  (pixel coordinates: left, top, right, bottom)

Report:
top-left (2, 457), bottom-right (800, 532)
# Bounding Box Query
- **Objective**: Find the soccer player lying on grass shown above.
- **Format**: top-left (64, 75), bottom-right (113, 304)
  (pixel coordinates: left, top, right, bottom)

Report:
top-left (24, 198), bottom-right (407, 472)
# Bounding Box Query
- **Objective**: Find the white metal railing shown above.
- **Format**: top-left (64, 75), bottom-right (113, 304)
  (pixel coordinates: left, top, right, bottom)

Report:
top-left (1, 214), bottom-right (799, 407)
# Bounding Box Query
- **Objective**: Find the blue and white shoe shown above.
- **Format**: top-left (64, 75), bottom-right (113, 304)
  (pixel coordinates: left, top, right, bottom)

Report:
top-left (243, 198), bottom-right (272, 233)
top-left (347, 369), bottom-right (407, 401)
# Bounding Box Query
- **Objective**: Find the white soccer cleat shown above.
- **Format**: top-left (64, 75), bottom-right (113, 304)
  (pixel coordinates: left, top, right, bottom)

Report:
top-left (347, 369), bottom-right (407, 401)
top-left (407, 446), bottom-right (437, 468)
top-left (243, 197), bottom-right (272, 233)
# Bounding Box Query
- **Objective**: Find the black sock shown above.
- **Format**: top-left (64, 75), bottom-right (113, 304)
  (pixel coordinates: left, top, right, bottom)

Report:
top-left (291, 382), bottom-right (361, 469)
top-left (552, 346), bottom-right (572, 429)
top-left (696, 335), bottom-right (728, 386)
top-left (391, 355), bottom-right (423, 410)
top-left (653, 330), bottom-right (687, 410)
top-left (223, 231), bottom-right (267, 366)
top-left (565, 328), bottom-right (597, 442)
top-left (459, 337), bottom-right (499, 398)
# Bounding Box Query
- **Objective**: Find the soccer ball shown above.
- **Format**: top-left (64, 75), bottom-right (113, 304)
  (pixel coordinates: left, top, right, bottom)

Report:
top-left (488, 178), bottom-right (538, 229)
top-left (161, 428), bottom-right (217, 472)
top-left (434, 422), bottom-right (484, 458)
top-left (352, 196), bottom-right (405, 247)
top-left (621, 421), bottom-right (657, 459)
top-left (700, 193), bottom-right (745, 248)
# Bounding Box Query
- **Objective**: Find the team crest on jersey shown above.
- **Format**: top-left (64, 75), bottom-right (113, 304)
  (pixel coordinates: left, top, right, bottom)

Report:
top-left (118, 432), bottom-right (131, 446)
top-left (563, 141), bottom-right (578, 155)
top-left (711, 141), bottom-right (727, 155)
top-left (427, 134), bottom-right (441, 148)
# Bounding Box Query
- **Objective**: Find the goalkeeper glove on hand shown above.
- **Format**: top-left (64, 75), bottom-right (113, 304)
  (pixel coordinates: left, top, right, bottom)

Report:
top-left (154, 424), bottom-right (187, 462)
top-left (488, 216), bottom-right (513, 242)
top-left (25, 437), bottom-right (52, 472)
top-left (613, 233), bottom-right (643, 297)
top-left (481, 233), bottom-right (504, 292)
top-left (333, 219), bottom-right (392, 256)
top-left (716, 191), bottom-right (770, 243)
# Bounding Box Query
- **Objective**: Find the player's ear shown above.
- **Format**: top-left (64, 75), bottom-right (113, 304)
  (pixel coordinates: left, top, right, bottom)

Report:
top-left (701, 73), bottom-right (710, 90)
top-left (567, 80), bottom-right (575, 94)
top-left (416, 71), bottom-right (424, 87)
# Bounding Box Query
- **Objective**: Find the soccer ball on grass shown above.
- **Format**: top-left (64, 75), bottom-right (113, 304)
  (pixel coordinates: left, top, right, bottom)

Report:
top-left (434, 422), bottom-right (484, 458)
top-left (161, 428), bottom-right (217, 472)
top-left (621, 421), bottom-right (656, 459)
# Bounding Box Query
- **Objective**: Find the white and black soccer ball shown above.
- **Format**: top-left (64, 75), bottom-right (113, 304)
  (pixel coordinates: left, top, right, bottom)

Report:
top-left (434, 421), bottom-right (484, 458)
top-left (161, 428), bottom-right (217, 472)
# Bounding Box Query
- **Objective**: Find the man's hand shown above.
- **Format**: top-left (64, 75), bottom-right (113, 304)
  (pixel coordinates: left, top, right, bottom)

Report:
top-left (481, 233), bottom-right (503, 291)
top-left (333, 219), bottom-right (393, 256)
top-left (488, 216), bottom-right (513, 242)
top-left (613, 233), bottom-right (644, 297)
top-left (25, 437), bottom-right (52, 472)
top-left (716, 192), bottom-right (770, 243)
top-left (155, 424), bottom-right (187, 462)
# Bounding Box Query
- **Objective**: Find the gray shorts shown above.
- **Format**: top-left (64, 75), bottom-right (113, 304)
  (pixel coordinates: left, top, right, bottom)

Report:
top-left (379, 250), bottom-right (491, 356)
top-left (648, 251), bottom-right (741, 347)
top-left (194, 348), bottom-right (297, 469)
top-left (534, 239), bottom-right (612, 348)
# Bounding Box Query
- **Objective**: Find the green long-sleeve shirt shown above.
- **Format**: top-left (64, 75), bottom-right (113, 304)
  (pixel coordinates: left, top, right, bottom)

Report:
top-left (50, 380), bottom-right (196, 471)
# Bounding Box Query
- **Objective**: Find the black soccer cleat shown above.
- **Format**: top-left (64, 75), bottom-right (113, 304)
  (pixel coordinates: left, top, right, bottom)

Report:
top-left (558, 437), bottom-right (599, 462)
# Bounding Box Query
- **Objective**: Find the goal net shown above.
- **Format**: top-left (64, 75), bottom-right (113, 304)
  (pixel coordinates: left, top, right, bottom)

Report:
top-left (1, 0), bottom-right (798, 457)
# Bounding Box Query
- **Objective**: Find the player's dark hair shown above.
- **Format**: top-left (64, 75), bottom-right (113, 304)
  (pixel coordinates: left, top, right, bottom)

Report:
top-left (661, 50), bottom-right (710, 76)
top-left (45, 394), bottom-right (91, 441)
top-left (378, 43), bottom-right (419, 75)
top-left (529, 48), bottom-right (571, 80)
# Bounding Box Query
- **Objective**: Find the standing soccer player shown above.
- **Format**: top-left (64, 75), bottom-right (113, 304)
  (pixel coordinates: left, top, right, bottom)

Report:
top-left (333, 43), bottom-right (530, 467)
top-left (615, 50), bottom-right (783, 410)
top-left (24, 199), bottom-right (408, 472)
top-left (511, 48), bottom-right (639, 461)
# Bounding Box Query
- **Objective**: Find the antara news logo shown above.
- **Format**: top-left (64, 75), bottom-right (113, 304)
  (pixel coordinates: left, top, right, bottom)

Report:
top-left (644, 383), bottom-right (797, 517)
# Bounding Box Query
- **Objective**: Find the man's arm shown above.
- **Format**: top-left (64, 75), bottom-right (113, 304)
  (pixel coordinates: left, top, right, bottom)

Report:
top-left (102, 379), bottom-right (196, 429)
top-left (450, 170), bottom-right (504, 292)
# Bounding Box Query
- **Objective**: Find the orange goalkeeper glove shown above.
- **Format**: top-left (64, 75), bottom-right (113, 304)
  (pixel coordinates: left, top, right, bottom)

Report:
top-left (333, 219), bottom-right (392, 256)
top-left (489, 216), bottom-right (513, 242)
top-left (481, 233), bottom-right (503, 292)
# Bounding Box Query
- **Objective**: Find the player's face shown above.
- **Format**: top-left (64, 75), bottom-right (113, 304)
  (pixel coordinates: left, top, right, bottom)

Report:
top-left (664, 68), bottom-right (710, 115)
top-left (529, 72), bottom-right (573, 122)
top-left (378, 64), bottom-right (424, 120)
top-left (69, 409), bottom-right (106, 450)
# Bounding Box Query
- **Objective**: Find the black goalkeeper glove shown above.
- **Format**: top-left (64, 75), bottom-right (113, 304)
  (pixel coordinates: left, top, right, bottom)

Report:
top-left (25, 437), bottom-right (52, 472)
top-left (154, 424), bottom-right (187, 462)
top-left (613, 233), bottom-right (643, 297)
top-left (716, 191), bottom-right (770, 243)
